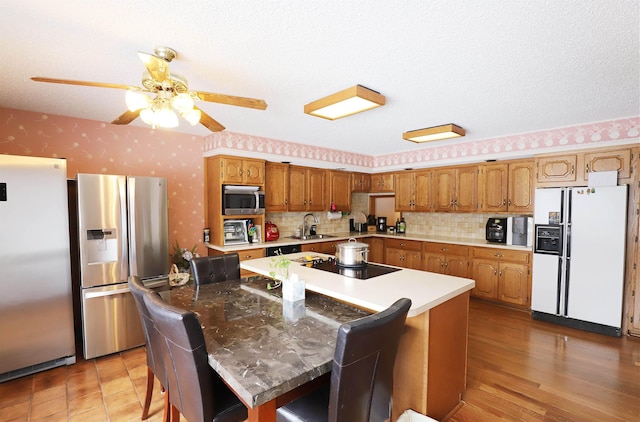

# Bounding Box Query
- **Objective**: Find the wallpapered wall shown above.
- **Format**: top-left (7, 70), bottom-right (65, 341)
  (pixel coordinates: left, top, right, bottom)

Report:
top-left (0, 107), bottom-right (206, 258)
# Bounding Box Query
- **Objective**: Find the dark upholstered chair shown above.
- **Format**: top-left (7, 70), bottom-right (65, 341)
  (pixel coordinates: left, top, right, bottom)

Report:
top-left (190, 254), bottom-right (241, 286)
top-left (128, 276), bottom-right (170, 422)
top-left (276, 298), bottom-right (412, 422)
top-left (143, 290), bottom-right (248, 422)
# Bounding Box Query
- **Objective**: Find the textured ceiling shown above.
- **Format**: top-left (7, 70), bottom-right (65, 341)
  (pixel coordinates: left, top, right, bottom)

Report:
top-left (1, 0), bottom-right (638, 155)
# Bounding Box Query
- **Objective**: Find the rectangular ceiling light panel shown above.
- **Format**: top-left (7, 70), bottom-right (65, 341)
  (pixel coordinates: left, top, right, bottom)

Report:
top-left (403, 123), bottom-right (466, 143)
top-left (304, 85), bottom-right (385, 120)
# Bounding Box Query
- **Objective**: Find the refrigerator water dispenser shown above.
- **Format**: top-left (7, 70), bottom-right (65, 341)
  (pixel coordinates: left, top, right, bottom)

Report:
top-left (86, 229), bottom-right (118, 263)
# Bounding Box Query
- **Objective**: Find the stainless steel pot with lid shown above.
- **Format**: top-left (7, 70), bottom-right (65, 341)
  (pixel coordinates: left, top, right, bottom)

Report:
top-left (335, 238), bottom-right (369, 268)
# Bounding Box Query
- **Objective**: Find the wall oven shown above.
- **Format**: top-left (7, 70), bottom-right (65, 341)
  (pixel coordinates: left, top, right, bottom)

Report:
top-left (223, 185), bottom-right (265, 215)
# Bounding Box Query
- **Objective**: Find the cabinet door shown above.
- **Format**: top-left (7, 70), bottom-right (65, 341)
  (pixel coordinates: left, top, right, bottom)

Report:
top-left (372, 173), bottom-right (394, 192)
top-left (385, 247), bottom-right (405, 267)
top-left (395, 172), bottom-right (414, 211)
top-left (481, 163), bottom-right (508, 212)
top-left (536, 155), bottom-right (578, 184)
top-left (446, 256), bottom-right (469, 278)
top-left (363, 237), bottom-right (384, 263)
top-left (508, 161), bottom-right (533, 213)
top-left (498, 262), bottom-right (530, 306)
top-left (423, 252), bottom-right (445, 273)
top-left (220, 157), bottom-right (244, 184)
top-left (471, 259), bottom-right (499, 299)
top-left (455, 166), bottom-right (478, 212)
top-left (583, 148), bottom-right (631, 180)
top-left (405, 250), bottom-right (423, 270)
top-left (329, 171), bottom-right (351, 211)
top-left (413, 170), bottom-right (432, 211)
top-left (307, 168), bottom-right (326, 211)
top-left (302, 241), bottom-right (337, 255)
top-left (433, 168), bottom-right (455, 212)
top-left (243, 159), bottom-right (265, 184)
top-left (351, 173), bottom-right (371, 192)
top-left (288, 166), bottom-right (308, 211)
top-left (265, 163), bottom-right (289, 211)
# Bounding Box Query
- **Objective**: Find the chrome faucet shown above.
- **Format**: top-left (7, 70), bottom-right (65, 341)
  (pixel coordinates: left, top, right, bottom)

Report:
top-left (302, 213), bottom-right (319, 237)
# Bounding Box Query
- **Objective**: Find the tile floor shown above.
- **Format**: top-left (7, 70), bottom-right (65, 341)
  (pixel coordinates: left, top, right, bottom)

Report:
top-left (0, 346), bottom-right (179, 422)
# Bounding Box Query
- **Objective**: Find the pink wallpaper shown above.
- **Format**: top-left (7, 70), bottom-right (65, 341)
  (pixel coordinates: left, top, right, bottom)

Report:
top-left (0, 107), bottom-right (206, 258)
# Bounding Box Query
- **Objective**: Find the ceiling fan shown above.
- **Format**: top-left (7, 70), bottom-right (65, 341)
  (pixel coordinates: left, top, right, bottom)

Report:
top-left (31, 46), bottom-right (267, 132)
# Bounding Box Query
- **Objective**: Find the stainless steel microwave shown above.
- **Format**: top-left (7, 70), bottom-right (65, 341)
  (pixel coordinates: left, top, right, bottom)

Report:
top-left (223, 185), bottom-right (265, 215)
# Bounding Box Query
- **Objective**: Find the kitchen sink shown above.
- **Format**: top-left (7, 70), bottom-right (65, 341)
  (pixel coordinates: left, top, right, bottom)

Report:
top-left (288, 234), bottom-right (336, 240)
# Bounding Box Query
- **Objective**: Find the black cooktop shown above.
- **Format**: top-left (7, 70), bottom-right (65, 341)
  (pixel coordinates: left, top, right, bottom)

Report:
top-left (302, 259), bottom-right (401, 280)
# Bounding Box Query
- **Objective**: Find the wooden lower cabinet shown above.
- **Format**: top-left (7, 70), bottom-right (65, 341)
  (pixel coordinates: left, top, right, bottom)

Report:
top-left (422, 242), bottom-right (469, 278)
top-left (301, 241), bottom-right (338, 255)
top-left (209, 247), bottom-right (265, 277)
top-left (471, 247), bottom-right (531, 308)
top-left (385, 238), bottom-right (422, 270)
top-left (362, 237), bottom-right (384, 263)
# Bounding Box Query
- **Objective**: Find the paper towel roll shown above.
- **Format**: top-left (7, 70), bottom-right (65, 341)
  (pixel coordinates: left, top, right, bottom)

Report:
top-left (327, 211), bottom-right (342, 220)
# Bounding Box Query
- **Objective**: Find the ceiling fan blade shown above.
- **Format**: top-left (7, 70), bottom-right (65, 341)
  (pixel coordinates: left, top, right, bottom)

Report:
top-left (112, 109), bottom-right (141, 125)
top-left (31, 77), bottom-right (137, 91)
top-left (196, 107), bottom-right (225, 132)
top-left (195, 91), bottom-right (268, 110)
top-left (137, 52), bottom-right (170, 82)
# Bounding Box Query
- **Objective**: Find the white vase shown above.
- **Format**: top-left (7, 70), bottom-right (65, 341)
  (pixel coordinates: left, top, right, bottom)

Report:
top-left (282, 273), bottom-right (305, 302)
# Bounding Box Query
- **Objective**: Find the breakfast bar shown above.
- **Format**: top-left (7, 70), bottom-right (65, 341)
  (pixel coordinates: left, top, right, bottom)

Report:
top-left (241, 252), bottom-right (475, 421)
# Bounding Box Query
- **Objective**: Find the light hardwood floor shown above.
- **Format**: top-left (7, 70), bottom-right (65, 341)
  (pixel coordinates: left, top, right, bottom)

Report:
top-left (1, 299), bottom-right (638, 421)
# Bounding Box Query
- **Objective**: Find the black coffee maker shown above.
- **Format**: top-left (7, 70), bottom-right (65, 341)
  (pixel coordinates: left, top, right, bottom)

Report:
top-left (377, 216), bottom-right (387, 232)
top-left (486, 217), bottom-right (507, 243)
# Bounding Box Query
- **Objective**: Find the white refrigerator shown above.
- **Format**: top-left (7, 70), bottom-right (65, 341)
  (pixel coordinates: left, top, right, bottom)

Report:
top-left (0, 155), bottom-right (76, 382)
top-left (531, 185), bottom-right (627, 336)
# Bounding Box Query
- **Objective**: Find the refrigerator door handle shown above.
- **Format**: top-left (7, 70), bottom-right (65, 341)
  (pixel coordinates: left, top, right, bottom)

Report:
top-left (118, 177), bottom-right (129, 278)
top-left (84, 287), bottom-right (131, 299)
top-left (128, 177), bottom-right (137, 276)
top-left (556, 256), bottom-right (563, 315)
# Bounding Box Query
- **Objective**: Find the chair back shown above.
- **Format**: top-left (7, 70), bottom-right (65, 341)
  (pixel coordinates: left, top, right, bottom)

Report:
top-left (190, 254), bottom-right (241, 286)
top-left (128, 276), bottom-right (167, 387)
top-left (143, 291), bottom-right (247, 422)
top-left (329, 298), bottom-right (411, 422)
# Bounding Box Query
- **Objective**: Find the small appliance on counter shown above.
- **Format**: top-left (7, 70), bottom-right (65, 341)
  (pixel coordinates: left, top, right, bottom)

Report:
top-left (265, 221), bottom-right (280, 241)
top-left (223, 219), bottom-right (249, 245)
top-left (507, 216), bottom-right (533, 246)
top-left (376, 216), bottom-right (387, 233)
top-left (485, 217), bottom-right (507, 243)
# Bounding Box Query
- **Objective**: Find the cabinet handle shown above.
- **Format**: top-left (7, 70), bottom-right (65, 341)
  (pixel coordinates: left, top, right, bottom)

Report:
top-left (285, 199), bottom-right (288, 205)
top-left (304, 200), bottom-right (307, 205)
top-left (585, 164), bottom-right (590, 173)
top-left (309, 199), bottom-right (313, 205)
top-left (494, 269), bottom-right (497, 275)
top-left (502, 199), bottom-right (507, 206)
top-left (239, 169), bottom-right (243, 176)
top-left (571, 165), bottom-right (575, 174)
top-left (507, 199), bottom-right (511, 206)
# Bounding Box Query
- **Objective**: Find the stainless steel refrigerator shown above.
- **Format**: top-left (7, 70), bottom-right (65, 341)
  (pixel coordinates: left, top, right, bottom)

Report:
top-left (0, 155), bottom-right (76, 382)
top-left (531, 185), bottom-right (627, 336)
top-left (77, 173), bottom-right (169, 359)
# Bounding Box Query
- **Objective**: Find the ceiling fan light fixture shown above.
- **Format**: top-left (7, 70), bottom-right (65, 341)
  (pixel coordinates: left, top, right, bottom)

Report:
top-left (125, 90), bottom-right (150, 112)
top-left (304, 85), bottom-right (385, 120)
top-left (402, 123), bottom-right (466, 143)
top-left (180, 108), bottom-right (202, 126)
top-left (171, 92), bottom-right (194, 112)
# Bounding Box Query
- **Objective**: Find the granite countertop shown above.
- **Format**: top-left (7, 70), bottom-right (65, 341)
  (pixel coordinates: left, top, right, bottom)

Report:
top-left (161, 278), bottom-right (369, 408)
top-left (240, 252), bottom-right (475, 318)
top-left (207, 231), bottom-right (532, 253)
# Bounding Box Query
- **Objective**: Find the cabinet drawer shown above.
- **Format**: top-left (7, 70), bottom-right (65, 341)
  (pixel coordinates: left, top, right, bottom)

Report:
top-left (423, 242), bottom-right (469, 257)
top-left (473, 247), bottom-right (530, 264)
top-left (384, 238), bottom-right (422, 251)
top-left (237, 248), bottom-right (266, 261)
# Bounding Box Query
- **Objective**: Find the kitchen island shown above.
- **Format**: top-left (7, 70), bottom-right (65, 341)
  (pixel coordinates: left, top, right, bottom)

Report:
top-left (241, 253), bottom-right (475, 421)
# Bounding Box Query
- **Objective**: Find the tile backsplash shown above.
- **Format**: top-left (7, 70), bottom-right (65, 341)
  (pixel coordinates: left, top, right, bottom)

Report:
top-left (266, 192), bottom-right (525, 240)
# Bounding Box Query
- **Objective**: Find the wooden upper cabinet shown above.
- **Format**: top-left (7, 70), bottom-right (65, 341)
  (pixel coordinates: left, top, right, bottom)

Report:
top-left (481, 160), bottom-right (533, 213)
top-left (265, 162), bottom-right (289, 211)
top-left (395, 170), bottom-right (432, 212)
top-left (288, 166), bottom-right (326, 212)
top-left (433, 166), bottom-right (478, 212)
top-left (414, 170), bottom-right (432, 211)
top-left (507, 161), bottom-right (534, 213)
top-left (219, 156), bottom-right (265, 185)
top-left (351, 172), bottom-right (371, 192)
top-left (536, 155), bottom-right (578, 185)
top-left (583, 148), bottom-right (631, 181)
top-left (371, 172), bottom-right (395, 192)
top-left (395, 172), bottom-right (415, 211)
top-left (328, 171), bottom-right (351, 211)
top-left (536, 147), bottom-right (633, 187)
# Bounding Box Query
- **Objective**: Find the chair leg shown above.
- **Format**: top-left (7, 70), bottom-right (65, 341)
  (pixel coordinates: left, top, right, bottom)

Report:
top-left (142, 366), bottom-right (154, 419)
top-left (163, 391), bottom-right (171, 422)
